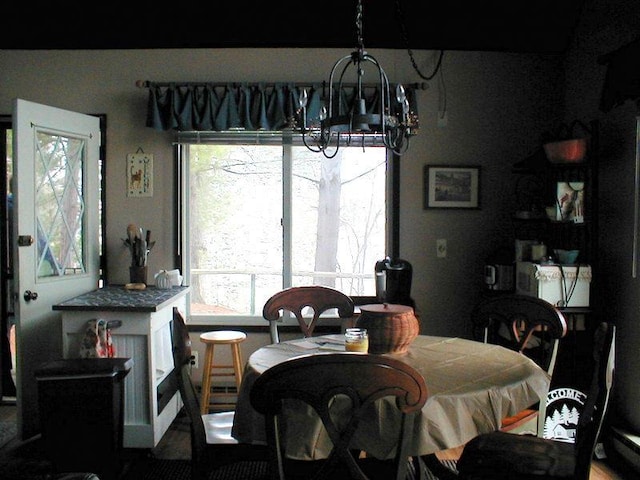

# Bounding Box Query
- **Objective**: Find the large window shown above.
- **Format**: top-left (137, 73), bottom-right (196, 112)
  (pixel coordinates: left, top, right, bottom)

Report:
top-left (179, 135), bottom-right (394, 325)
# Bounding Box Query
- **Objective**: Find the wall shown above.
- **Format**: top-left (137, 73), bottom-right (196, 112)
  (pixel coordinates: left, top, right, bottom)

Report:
top-left (0, 48), bottom-right (562, 343)
top-left (562, 0), bottom-right (640, 438)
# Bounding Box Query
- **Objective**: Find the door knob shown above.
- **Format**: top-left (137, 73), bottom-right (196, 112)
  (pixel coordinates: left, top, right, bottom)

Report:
top-left (23, 290), bottom-right (38, 301)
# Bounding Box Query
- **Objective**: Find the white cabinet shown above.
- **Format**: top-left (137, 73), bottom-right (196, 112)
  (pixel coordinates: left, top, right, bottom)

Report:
top-left (55, 286), bottom-right (189, 448)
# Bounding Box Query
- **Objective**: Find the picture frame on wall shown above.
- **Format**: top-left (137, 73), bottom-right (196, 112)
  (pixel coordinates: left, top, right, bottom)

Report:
top-left (424, 165), bottom-right (481, 209)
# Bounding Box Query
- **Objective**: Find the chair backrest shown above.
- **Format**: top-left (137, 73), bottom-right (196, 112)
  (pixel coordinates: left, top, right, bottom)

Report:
top-left (262, 286), bottom-right (355, 343)
top-left (574, 321), bottom-right (615, 480)
top-left (471, 294), bottom-right (568, 375)
top-left (249, 352), bottom-right (427, 480)
top-left (172, 307), bottom-right (192, 367)
top-left (172, 308), bottom-right (210, 480)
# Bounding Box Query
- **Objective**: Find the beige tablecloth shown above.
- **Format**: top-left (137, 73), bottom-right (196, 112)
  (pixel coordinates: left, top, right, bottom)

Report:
top-left (232, 334), bottom-right (550, 459)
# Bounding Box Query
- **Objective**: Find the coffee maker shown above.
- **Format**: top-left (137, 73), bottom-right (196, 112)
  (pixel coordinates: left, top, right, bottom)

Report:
top-left (375, 257), bottom-right (414, 307)
top-left (483, 247), bottom-right (515, 292)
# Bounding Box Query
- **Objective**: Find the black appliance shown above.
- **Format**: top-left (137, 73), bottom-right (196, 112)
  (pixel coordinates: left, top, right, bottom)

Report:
top-left (375, 257), bottom-right (414, 307)
top-left (483, 247), bottom-right (515, 292)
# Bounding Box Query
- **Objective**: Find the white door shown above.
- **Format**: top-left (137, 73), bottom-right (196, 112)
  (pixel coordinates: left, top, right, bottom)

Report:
top-left (12, 99), bottom-right (101, 440)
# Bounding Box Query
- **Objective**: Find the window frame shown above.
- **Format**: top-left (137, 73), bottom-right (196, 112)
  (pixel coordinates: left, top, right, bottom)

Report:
top-left (174, 132), bottom-right (400, 326)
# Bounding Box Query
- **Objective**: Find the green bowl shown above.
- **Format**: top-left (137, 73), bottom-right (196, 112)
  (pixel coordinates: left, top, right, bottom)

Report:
top-left (553, 249), bottom-right (579, 264)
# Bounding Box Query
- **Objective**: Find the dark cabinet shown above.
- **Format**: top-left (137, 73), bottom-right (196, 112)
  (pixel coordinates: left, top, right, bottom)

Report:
top-left (512, 121), bottom-right (598, 268)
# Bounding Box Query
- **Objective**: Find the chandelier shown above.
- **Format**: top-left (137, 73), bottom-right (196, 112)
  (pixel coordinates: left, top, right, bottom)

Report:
top-left (298, 0), bottom-right (417, 158)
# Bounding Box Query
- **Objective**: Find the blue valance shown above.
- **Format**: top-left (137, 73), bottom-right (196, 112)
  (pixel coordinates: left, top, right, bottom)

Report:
top-left (143, 82), bottom-right (419, 132)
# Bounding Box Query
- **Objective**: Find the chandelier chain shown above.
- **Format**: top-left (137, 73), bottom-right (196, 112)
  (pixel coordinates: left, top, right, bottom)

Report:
top-left (356, 0), bottom-right (364, 53)
top-left (395, 0), bottom-right (444, 81)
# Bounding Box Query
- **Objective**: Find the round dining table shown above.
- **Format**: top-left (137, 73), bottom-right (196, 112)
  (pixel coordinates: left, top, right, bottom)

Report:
top-left (231, 334), bottom-right (550, 460)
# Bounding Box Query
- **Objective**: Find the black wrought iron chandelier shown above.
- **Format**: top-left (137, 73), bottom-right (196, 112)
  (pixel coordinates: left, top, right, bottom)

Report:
top-left (298, 0), bottom-right (417, 158)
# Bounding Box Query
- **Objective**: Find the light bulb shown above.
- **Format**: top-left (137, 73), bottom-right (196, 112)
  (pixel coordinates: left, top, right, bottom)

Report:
top-left (396, 84), bottom-right (406, 104)
top-left (319, 105), bottom-right (327, 122)
top-left (298, 89), bottom-right (308, 109)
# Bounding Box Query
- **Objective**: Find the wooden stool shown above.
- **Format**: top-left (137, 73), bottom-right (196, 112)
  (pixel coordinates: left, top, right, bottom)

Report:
top-left (199, 330), bottom-right (246, 414)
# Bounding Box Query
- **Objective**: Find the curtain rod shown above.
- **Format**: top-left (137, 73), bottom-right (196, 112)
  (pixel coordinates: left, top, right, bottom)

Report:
top-left (135, 80), bottom-right (429, 90)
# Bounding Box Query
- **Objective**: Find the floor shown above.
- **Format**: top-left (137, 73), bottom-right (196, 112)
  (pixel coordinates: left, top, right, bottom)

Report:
top-left (0, 403), bottom-right (637, 479)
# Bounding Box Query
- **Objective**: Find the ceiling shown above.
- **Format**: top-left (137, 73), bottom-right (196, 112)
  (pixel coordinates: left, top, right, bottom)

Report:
top-left (2, 1), bottom-right (586, 53)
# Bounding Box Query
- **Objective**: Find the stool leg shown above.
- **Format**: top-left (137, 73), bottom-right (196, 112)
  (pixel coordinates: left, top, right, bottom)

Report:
top-left (200, 344), bottom-right (215, 415)
top-left (230, 343), bottom-right (244, 391)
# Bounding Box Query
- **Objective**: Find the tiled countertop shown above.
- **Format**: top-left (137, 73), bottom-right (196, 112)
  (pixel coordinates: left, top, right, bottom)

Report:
top-left (53, 285), bottom-right (190, 312)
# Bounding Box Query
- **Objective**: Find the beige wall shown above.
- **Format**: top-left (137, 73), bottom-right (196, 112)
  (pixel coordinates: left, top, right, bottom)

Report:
top-left (0, 47), bottom-right (562, 342)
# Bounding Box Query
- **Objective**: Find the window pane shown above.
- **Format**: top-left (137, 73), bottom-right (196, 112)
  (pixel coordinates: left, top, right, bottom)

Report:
top-left (291, 146), bottom-right (385, 296)
top-left (188, 145), bottom-right (283, 316)
top-left (185, 141), bottom-right (387, 322)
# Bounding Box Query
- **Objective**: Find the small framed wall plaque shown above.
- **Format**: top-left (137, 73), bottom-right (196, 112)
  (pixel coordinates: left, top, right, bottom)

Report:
top-left (127, 153), bottom-right (153, 197)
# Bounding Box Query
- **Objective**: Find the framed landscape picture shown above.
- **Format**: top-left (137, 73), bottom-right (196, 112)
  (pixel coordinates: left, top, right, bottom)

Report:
top-left (424, 165), bottom-right (480, 209)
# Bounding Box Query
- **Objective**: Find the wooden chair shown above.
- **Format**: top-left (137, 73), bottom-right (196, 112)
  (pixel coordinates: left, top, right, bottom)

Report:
top-left (171, 308), bottom-right (268, 480)
top-left (249, 352), bottom-right (428, 480)
top-left (262, 286), bottom-right (355, 343)
top-left (456, 321), bottom-right (615, 480)
top-left (471, 294), bottom-right (568, 433)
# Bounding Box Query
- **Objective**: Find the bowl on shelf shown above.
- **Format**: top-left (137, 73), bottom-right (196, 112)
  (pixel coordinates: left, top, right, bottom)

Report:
top-left (543, 138), bottom-right (588, 164)
top-left (553, 249), bottom-right (580, 264)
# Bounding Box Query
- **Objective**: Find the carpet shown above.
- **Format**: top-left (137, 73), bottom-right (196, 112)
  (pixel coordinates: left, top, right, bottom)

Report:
top-left (0, 419), bottom-right (17, 449)
top-left (121, 458), bottom-right (191, 480)
top-left (120, 457), bottom-right (457, 480)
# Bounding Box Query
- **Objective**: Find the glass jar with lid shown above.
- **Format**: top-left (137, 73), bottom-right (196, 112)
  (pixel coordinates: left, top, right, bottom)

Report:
top-left (344, 328), bottom-right (369, 353)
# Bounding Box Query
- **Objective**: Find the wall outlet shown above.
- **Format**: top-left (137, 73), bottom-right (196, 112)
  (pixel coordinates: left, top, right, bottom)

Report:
top-left (191, 351), bottom-right (199, 369)
top-left (436, 239), bottom-right (447, 258)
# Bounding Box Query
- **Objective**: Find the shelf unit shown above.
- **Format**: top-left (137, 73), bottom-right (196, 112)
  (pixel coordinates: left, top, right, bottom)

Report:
top-left (511, 120), bottom-right (600, 391)
top-left (512, 129), bottom-right (598, 267)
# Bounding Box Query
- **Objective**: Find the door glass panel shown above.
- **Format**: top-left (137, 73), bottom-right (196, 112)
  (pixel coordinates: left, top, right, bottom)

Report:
top-left (35, 130), bottom-right (85, 278)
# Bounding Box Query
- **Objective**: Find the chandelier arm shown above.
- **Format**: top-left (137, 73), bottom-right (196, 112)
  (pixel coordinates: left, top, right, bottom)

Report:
top-left (362, 52), bottom-right (392, 135)
top-left (321, 133), bottom-right (341, 159)
top-left (301, 131), bottom-right (323, 153)
top-left (328, 55), bottom-right (354, 119)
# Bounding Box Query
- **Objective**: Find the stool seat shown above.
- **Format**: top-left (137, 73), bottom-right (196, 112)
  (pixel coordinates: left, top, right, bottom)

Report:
top-left (199, 330), bottom-right (247, 414)
top-left (200, 331), bottom-right (247, 344)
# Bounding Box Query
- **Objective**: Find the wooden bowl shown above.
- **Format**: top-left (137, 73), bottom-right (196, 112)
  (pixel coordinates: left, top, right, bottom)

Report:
top-left (543, 138), bottom-right (587, 164)
top-left (356, 303), bottom-right (419, 354)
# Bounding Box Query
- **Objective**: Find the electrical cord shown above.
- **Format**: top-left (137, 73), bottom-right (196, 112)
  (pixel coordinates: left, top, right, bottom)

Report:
top-left (395, 0), bottom-right (444, 80)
